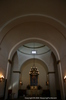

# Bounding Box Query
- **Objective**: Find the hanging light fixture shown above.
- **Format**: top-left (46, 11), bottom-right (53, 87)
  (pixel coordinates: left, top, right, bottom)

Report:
top-left (29, 43), bottom-right (39, 75)
top-left (29, 67), bottom-right (39, 75)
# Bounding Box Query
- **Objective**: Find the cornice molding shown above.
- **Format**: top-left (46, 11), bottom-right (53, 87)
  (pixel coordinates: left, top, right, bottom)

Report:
top-left (48, 72), bottom-right (55, 74)
top-left (13, 71), bottom-right (21, 74)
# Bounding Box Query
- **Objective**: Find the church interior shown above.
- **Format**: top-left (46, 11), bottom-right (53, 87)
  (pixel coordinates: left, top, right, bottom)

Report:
top-left (0, 0), bottom-right (66, 100)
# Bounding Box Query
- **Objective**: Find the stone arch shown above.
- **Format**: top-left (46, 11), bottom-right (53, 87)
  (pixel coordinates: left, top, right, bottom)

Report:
top-left (0, 14), bottom-right (66, 45)
top-left (8, 38), bottom-right (60, 60)
top-left (20, 58), bottom-right (48, 90)
top-left (20, 58), bottom-right (48, 74)
top-left (5, 37), bottom-right (65, 99)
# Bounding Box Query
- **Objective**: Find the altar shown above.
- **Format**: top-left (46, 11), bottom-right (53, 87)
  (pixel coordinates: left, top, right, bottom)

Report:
top-left (26, 86), bottom-right (42, 96)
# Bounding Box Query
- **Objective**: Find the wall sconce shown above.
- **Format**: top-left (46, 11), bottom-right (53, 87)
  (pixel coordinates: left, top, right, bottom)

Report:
top-left (0, 75), bottom-right (5, 82)
top-left (46, 81), bottom-right (49, 86)
top-left (64, 75), bottom-right (66, 82)
top-left (20, 81), bottom-right (23, 85)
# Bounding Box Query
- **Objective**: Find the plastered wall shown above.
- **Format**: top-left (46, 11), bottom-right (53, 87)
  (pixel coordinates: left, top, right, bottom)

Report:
top-left (20, 60), bottom-right (48, 90)
top-left (9, 50), bottom-right (58, 98)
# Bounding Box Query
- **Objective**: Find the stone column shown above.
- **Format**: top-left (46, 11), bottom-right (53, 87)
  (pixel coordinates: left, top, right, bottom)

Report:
top-left (5, 60), bottom-right (12, 100)
top-left (64, 82), bottom-right (66, 99)
top-left (57, 61), bottom-right (65, 100)
top-left (11, 71), bottom-right (20, 99)
top-left (48, 72), bottom-right (57, 97)
top-left (51, 52), bottom-right (65, 100)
